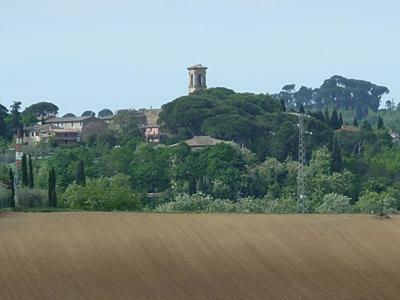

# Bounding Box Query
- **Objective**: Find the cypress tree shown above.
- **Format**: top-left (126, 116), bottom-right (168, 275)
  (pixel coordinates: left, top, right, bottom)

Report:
top-left (331, 138), bottom-right (343, 173)
top-left (21, 153), bottom-right (28, 187)
top-left (76, 160), bottom-right (86, 186)
top-left (9, 168), bottom-right (15, 208)
top-left (299, 103), bottom-right (305, 114)
top-left (353, 117), bottom-right (358, 127)
top-left (377, 116), bottom-right (384, 130)
top-left (324, 108), bottom-right (330, 124)
top-left (280, 99), bottom-right (286, 112)
top-left (330, 109), bottom-right (340, 130)
top-left (28, 155), bottom-right (34, 188)
top-left (48, 168), bottom-right (57, 207)
top-left (339, 113), bottom-right (343, 128)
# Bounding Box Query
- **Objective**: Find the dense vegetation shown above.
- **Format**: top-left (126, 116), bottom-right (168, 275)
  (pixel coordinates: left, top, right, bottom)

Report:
top-left (0, 76), bottom-right (399, 214)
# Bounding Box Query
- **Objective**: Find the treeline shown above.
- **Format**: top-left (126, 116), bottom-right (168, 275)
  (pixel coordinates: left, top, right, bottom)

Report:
top-left (0, 84), bottom-right (399, 214)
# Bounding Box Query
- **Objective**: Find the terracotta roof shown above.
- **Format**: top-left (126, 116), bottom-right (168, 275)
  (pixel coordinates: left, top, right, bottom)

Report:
top-left (184, 136), bottom-right (225, 147)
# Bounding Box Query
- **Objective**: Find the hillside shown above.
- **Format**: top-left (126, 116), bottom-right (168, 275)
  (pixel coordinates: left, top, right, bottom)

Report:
top-left (1, 213), bottom-right (400, 299)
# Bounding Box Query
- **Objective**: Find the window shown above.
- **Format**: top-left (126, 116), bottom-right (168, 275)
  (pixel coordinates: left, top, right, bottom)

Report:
top-left (198, 74), bottom-right (203, 86)
top-left (190, 74), bottom-right (194, 86)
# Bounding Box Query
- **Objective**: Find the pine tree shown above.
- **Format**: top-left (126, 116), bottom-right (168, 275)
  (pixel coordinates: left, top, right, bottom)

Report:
top-left (76, 160), bottom-right (86, 186)
top-left (377, 116), bottom-right (384, 130)
top-left (21, 153), bottom-right (28, 187)
top-left (330, 108), bottom-right (340, 129)
top-left (48, 168), bottom-right (57, 207)
top-left (353, 117), bottom-right (358, 127)
top-left (8, 168), bottom-right (15, 208)
top-left (28, 155), bottom-right (34, 188)
top-left (331, 139), bottom-right (343, 173)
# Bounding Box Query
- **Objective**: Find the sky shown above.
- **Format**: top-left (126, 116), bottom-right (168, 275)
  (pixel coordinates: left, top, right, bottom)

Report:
top-left (1, 0), bottom-right (399, 115)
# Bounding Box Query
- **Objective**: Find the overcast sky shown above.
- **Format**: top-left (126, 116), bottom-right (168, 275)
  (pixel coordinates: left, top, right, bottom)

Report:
top-left (1, 0), bottom-right (399, 115)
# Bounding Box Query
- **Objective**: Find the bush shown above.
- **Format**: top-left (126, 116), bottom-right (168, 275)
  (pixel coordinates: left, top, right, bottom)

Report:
top-left (16, 188), bottom-right (48, 208)
top-left (154, 193), bottom-right (214, 213)
top-left (0, 184), bottom-right (12, 208)
top-left (235, 197), bottom-right (269, 213)
top-left (355, 191), bottom-right (397, 214)
top-left (61, 174), bottom-right (142, 211)
top-left (317, 193), bottom-right (352, 213)
top-left (265, 195), bottom-right (298, 213)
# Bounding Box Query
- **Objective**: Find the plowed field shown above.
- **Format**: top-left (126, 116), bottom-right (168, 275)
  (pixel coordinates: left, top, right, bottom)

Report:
top-left (1, 212), bottom-right (400, 299)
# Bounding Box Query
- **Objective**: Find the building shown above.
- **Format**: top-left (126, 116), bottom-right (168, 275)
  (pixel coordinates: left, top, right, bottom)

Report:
top-left (136, 109), bottom-right (162, 143)
top-left (389, 130), bottom-right (400, 144)
top-left (24, 116), bottom-right (106, 146)
top-left (169, 136), bottom-right (226, 151)
top-left (188, 64), bottom-right (207, 94)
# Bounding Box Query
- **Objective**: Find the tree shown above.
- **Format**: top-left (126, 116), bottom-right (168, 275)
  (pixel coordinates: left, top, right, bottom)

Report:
top-left (63, 113), bottom-right (76, 117)
top-left (10, 101), bottom-right (22, 133)
top-left (23, 102), bottom-right (58, 117)
top-left (98, 109), bottom-right (114, 118)
top-left (0, 104), bottom-right (10, 141)
top-left (280, 99), bottom-right (286, 112)
top-left (21, 154), bottom-right (28, 187)
top-left (76, 160), bottom-right (86, 186)
top-left (330, 108), bottom-right (340, 129)
top-left (361, 120), bottom-right (372, 131)
top-left (331, 138), bottom-right (342, 173)
top-left (339, 113), bottom-right (343, 128)
top-left (353, 117), bottom-right (358, 127)
top-left (109, 110), bottom-right (142, 144)
top-left (48, 168), bottom-right (57, 207)
top-left (82, 111), bottom-right (95, 117)
top-left (377, 116), bottom-right (384, 130)
top-left (28, 155), bottom-right (34, 188)
top-left (316, 193), bottom-right (352, 213)
top-left (8, 168), bottom-right (15, 208)
top-left (299, 103), bottom-right (305, 114)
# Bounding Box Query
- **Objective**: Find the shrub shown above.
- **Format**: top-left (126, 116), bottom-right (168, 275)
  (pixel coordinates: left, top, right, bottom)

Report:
top-left (0, 184), bottom-right (12, 208)
top-left (62, 174), bottom-right (142, 211)
top-left (16, 188), bottom-right (48, 208)
top-left (265, 195), bottom-right (298, 213)
top-left (355, 191), bottom-right (397, 214)
top-left (154, 193), bottom-right (214, 213)
top-left (317, 193), bottom-right (352, 213)
top-left (235, 197), bottom-right (269, 213)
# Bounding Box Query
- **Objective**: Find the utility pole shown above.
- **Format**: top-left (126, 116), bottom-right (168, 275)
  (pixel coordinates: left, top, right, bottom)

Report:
top-left (297, 113), bottom-right (307, 213)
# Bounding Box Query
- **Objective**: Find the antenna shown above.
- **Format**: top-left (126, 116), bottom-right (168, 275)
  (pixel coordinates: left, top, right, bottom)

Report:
top-left (297, 113), bottom-right (307, 213)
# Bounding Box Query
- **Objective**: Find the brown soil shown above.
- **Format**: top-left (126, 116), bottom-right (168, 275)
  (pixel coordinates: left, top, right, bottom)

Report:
top-left (1, 212), bottom-right (400, 299)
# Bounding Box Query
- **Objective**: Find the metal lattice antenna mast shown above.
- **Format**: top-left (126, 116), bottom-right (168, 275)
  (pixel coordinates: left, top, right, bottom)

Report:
top-left (297, 113), bottom-right (307, 213)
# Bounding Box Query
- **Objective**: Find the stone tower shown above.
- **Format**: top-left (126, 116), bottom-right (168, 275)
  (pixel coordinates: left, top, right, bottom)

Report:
top-left (188, 64), bottom-right (207, 94)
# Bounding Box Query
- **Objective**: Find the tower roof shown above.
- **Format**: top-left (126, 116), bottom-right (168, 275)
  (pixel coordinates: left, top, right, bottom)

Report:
top-left (187, 64), bottom-right (207, 70)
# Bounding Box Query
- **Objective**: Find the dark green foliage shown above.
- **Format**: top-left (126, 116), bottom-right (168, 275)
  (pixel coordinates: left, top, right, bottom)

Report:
top-left (331, 138), bottom-right (342, 173)
top-left (361, 120), bottom-right (372, 131)
top-left (23, 102), bottom-right (58, 117)
top-left (48, 168), bottom-right (57, 207)
top-left (98, 109), bottom-right (113, 118)
top-left (81, 110), bottom-right (95, 117)
top-left (21, 154), bottom-right (28, 187)
top-left (76, 160), bottom-right (86, 186)
top-left (280, 99), bottom-right (286, 112)
top-left (377, 116), bottom-right (384, 130)
top-left (10, 101), bottom-right (22, 134)
top-left (28, 155), bottom-right (34, 188)
top-left (8, 168), bottom-right (15, 208)
top-left (330, 109), bottom-right (340, 130)
top-left (339, 113), bottom-right (343, 128)
top-left (353, 117), bottom-right (358, 127)
top-left (63, 113), bottom-right (75, 117)
top-left (299, 104), bottom-right (305, 114)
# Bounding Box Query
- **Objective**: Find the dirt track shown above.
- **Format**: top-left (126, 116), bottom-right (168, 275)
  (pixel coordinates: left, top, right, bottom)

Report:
top-left (1, 213), bottom-right (400, 299)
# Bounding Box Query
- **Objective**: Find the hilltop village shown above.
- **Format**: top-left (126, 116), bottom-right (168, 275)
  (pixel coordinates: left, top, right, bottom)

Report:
top-left (22, 64), bottom-right (210, 148)
top-left (0, 65), bottom-right (400, 215)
